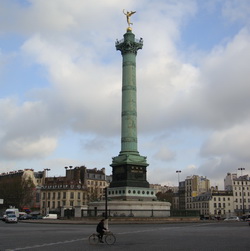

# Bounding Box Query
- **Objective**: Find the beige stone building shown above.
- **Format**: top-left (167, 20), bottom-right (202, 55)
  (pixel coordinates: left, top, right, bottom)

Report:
top-left (185, 175), bottom-right (210, 210)
top-left (40, 166), bottom-right (108, 217)
top-left (192, 189), bottom-right (234, 218)
top-left (86, 168), bottom-right (108, 202)
top-left (224, 172), bottom-right (250, 215)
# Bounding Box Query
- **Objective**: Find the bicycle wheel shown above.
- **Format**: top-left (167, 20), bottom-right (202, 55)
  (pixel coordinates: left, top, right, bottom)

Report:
top-left (88, 234), bottom-right (99, 245)
top-left (105, 234), bottom-right (116, 245)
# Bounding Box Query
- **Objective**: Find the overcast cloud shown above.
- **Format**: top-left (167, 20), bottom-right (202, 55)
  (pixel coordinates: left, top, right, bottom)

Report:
top-left (0, 0), bottom-right (250, 189)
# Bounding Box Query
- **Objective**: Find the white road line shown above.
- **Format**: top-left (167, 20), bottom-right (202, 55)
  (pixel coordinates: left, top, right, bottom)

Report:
top-left (5, 238), bottom-right (87, 251)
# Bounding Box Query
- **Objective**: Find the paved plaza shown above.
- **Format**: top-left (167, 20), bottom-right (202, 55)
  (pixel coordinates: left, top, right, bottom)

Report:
top-left (0, 220), bottom-right (249, 251)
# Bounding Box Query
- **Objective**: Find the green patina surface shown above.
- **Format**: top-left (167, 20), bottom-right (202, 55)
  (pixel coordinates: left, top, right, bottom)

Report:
top-left (110, 30), bottom-right (149, 188)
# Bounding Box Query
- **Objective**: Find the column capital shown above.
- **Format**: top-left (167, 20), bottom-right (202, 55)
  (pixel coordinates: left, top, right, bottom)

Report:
top-left (115, 31), bottom-right (143, 55)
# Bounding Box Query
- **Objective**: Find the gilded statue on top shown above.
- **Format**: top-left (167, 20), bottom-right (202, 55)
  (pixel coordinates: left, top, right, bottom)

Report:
top-left (123, 9), bottom-right (136, 27)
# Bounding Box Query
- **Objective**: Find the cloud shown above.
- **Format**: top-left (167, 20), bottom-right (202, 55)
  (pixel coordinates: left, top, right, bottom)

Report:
top-left (0, 136), bottom-right (57, 160)
top-left (159, 28), bottom-right (250, 130)
top-left (200, 122), bottom-right (250, 161)
top-left (0, 0), bottom-right (250, 189)
top-left (153, 147), bottom-right (176, 162)
top-left (223, 0), bottom-right (250, 24)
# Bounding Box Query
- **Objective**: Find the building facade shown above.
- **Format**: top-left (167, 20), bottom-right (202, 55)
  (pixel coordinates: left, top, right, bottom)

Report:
top-left (0, 169), bottom-right (43, 210)
top-left (224, 172), bottom-right (250, 215)
top-left (185, 175), bottom-right (210, 210)
top-left (192, 189), bottom-right (234, 218)
top-left (86, 168), bottom-right (108, 202)
top-left (40, 166), bottom-right (108, 216)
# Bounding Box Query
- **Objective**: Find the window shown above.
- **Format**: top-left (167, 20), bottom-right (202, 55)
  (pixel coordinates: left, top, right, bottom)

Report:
top-left (214, 203), bottom-right (217, 207)
top-left (36, 192), bottom-right (40, 203)
top-left (58, 192), bottom-right (61, 199)
top-left (57, 201), bottom-right (60, 208)
top-left (63, 192), bottom-right (66, 199)
top-left (70, 192), bottom-right (74, 199)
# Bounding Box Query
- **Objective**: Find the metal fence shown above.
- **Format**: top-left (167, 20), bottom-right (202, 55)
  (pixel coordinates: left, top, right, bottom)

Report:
top-left (81, 209), bottom-right (199, 218)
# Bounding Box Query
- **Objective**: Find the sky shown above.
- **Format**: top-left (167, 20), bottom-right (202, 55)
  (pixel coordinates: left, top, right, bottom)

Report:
top-left (0, 0), bottom-right (250, 189)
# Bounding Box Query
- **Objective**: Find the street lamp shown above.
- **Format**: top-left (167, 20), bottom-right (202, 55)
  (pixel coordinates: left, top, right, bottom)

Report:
top-left (238, 167), bottom-right (245, 215)
top-left (176, 170), bottom-right (181, 185)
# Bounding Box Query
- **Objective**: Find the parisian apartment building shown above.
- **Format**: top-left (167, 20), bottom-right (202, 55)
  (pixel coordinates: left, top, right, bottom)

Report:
top-left (173, 173), bottom-right (250, 218)
top-left (0, 166), bottom-right (108, 216)
top-left (1, 167), bottom-right (250, 218)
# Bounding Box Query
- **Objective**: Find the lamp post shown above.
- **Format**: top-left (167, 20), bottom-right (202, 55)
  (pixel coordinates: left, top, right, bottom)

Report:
top-left (238, 167), bottom-right (245, 215)
top-left (44, 168), bottom-right (51, 215)
top-left (176, 170), bottom-right (181, 185)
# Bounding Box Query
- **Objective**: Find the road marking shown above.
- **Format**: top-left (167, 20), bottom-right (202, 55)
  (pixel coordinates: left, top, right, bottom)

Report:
top-left (5, 238), bottom-right (87, 251)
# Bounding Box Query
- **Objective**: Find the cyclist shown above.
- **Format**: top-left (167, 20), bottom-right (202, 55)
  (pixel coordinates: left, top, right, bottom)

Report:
top-left (96, 219), bottom-right (107, 243)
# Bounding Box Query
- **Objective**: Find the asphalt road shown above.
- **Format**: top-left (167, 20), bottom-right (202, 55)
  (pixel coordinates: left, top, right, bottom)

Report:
top-left (0, 220), bottom-right (249, 251)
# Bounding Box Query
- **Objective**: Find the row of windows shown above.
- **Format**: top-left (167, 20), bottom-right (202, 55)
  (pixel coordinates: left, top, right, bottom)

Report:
top-left (87, 180), bottom-right (106, 186)
top-left (233, 181), bottom-right (250, 185)
top-left (213, 203), bottom-right (230, 208)
top-left (42, 200), bottom-right (83, 209)
top-left (87, 174), bottom-right (105, 179)
top-left (89, 187), bottom-right (104, 194)
top-left (214, 210), bottom-right (229, 214)
top-left (234, 198), bottom-right (250, 203)
top-left (187, 203), bottom-right (209, 209)
top-left (213, 197), bottom-right (230, 201)
top-left (234, 192), bottom-right (250, 197)
top-left (234, 186), bottom-right (249, 190)
top-left (42, 192), bottom-right (86, 200)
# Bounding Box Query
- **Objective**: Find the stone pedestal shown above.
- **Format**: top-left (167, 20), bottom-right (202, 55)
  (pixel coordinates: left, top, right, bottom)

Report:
top-left (88, 200), bottom-right (171, 217)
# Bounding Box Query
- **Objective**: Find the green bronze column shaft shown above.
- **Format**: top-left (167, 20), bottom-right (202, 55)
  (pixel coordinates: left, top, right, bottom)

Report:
top-left (110, 27), bottom-right (149, 189)
top-left (116, 30), bottom-right (143, 155)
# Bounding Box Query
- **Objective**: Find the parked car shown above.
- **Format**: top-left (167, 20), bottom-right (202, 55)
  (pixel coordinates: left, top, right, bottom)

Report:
top-left (5, 214), bottom-right (18, 223)
top-left (19, 214), bottom-right (32, 220)
top-left (31, 215), bottom-right (43, 220)
top-left (224, 216), bottom-right (239, 222)
top-left (43, 214), bottom-right (57, 219)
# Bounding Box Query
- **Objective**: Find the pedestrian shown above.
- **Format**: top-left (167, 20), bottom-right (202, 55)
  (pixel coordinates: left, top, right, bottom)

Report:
top-left (96, 219), bottom-right (107, 243)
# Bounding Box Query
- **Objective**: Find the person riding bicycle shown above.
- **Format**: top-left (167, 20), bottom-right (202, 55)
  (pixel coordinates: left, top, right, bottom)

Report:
top-left (96, 219), bottom-right (107, 243)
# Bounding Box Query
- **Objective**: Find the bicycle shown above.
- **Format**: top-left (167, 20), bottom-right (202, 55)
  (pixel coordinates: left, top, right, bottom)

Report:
top-left (88, 231), bottom-right (116, 245)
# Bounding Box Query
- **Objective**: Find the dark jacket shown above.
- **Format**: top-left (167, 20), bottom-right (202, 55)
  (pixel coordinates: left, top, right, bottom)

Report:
top-left (96, 220), bottom-right (106, 233)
